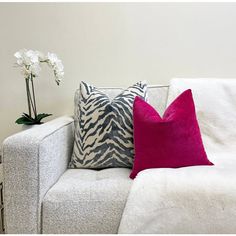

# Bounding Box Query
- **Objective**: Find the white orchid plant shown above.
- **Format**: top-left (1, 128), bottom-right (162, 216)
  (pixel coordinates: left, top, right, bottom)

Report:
top-left (14, 49), bottom-right (64, 125)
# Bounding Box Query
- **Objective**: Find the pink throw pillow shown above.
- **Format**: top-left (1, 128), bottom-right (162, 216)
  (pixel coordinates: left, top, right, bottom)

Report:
top-left (130, 89), bottom-right (213, 179)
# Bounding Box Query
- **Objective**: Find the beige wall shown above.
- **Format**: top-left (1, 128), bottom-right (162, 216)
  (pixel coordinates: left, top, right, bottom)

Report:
top-left (1, 2), bottom-right (236, 143)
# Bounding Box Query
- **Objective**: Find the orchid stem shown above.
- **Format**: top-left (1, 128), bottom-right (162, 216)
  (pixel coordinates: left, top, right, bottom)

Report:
top-left (30, 74), bottom-right (37, 118)
top-left (28, 85), bottom-right (36, 118)
top-left (25, 78), bottom-right (32, 117)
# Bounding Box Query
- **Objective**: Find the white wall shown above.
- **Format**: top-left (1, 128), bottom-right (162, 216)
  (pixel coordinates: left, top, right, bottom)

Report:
top-left (1, 2), bottom-right (236, 143)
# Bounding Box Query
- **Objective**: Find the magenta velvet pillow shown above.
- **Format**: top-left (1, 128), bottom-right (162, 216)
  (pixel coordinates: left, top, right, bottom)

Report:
top-left (130, 89), bottom-right (213, 179)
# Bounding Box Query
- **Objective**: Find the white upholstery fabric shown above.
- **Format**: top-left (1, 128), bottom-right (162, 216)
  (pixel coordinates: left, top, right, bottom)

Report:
top-left (3, 116), bottom-right (74, 233)
top-left (147, 85), bottom-right (169, 116)
top-left (42, 168), bottom-right (132, 234)
top-left (3, 85), bottom-right (169, 234)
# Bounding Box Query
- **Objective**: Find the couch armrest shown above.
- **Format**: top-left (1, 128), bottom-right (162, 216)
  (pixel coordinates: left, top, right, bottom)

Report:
top-left (2, 116), bottom-right (74, 234)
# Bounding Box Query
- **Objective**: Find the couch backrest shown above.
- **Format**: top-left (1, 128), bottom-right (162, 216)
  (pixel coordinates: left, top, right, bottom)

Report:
top-left (99, 85), bottom-right (169, 116)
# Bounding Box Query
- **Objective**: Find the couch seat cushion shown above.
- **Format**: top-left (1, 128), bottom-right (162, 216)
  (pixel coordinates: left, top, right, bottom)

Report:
top-left (42, 168), bottom-right (132, 234)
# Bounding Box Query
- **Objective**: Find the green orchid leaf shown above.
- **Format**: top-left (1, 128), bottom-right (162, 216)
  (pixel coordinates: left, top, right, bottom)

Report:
top-left (22, 113), bottom-right (35, 121)
top-left (16, 113), bottom-right (52, 125)
top-left (35, 113), bottom-right (52, 122)
top-left (15, 116), bottom-right (35, 125)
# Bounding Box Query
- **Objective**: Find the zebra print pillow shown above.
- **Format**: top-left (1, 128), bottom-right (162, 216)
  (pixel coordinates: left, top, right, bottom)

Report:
top-left (70, 81), bottom-right (147, 169)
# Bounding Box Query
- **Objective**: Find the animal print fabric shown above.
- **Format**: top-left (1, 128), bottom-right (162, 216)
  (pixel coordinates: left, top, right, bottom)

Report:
top-left (69, 81), bottom-right (147, 169)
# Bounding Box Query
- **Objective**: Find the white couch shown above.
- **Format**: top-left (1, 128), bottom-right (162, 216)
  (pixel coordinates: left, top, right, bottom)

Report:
top-left (2, 85), bottom-right (169, 234)
top-left (4, 79), bottom-right (236, 234)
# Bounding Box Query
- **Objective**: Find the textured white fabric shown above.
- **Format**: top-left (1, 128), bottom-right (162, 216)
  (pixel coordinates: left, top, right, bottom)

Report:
top-left (42, 168), bottom-right (132, 234)
top-left (147, 85), bottom-right (169, 116)
top-left (3, 116), bottom-right (74, 233)
top-left (3, 86), bottom-right (169, 234)
top-left (119, 78), bottom-right (236, 234)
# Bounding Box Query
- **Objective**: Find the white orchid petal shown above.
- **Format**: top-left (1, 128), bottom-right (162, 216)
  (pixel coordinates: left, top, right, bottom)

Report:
top-left (47, 52), bottom-right (59, 64)
top-left (15, 49), bottom-right (64, 83)
top-left (14, 51), bottom-right (22, 59)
